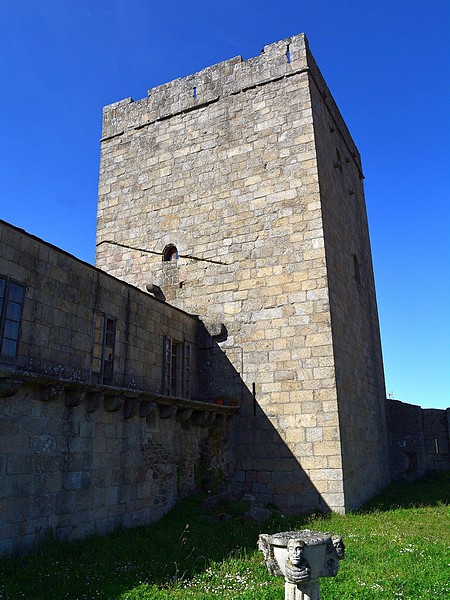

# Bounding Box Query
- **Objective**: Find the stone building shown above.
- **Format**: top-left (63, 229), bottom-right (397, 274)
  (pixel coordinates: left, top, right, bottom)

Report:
top-left (0, 220), bottom-right (236, 555)
top-left (1, 33), bottom-right (448, 556)
top-left (95, 33), bottom-right (390, 513)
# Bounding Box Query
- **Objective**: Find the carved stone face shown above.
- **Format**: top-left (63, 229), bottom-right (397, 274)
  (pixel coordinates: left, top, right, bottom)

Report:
top-left (287, 539), bottom-right (304, 567)
top-left (332, 535), bottom-right (345, 560)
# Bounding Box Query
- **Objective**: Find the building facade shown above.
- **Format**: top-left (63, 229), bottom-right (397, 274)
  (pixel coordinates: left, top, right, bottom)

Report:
top-left (0, 221), bottom-right (236, 555)
top-left (95, 34), bottom-right (390, 513)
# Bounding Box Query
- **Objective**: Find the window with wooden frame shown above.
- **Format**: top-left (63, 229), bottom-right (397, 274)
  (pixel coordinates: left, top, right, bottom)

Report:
top-left (92, 311), bottom-right (116, 385)
top-left (0, 276), bottom-right (25, 361)
top-left (163, 336), bottom-right (191, 399)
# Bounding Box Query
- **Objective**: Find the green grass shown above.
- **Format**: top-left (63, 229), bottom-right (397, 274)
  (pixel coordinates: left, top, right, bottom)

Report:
top-left (1, 472), bottom-right (449, 599)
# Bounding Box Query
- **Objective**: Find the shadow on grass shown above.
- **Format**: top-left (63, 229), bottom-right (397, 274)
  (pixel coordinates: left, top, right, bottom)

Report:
top-left (2, 472), bottom-right (449, 599)
top-left (0, 494), bottom-right (298, 599)
top-left (358, 470), bottom-right (450, 513)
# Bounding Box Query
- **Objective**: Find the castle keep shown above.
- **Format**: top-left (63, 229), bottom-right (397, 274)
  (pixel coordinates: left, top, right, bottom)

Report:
top-left (1, 33), bottom-right (449, 556)
top-left (96, 34), bottom-right (390, 513)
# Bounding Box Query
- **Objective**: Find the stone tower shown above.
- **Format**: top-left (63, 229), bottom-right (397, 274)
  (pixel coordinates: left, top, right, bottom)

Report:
top-left (96, 34), bottom-right (390, 513)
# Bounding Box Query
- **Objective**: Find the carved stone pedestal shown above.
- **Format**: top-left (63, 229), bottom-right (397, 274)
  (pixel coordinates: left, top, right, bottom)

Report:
top-left (285, 580), bottom-right (320, 600)
top-left (258, 530), bottom-right (345, 600)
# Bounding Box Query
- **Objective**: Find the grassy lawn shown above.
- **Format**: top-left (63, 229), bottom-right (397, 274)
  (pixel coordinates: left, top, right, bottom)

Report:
top-left (0, 472), bottom-right (449, 599)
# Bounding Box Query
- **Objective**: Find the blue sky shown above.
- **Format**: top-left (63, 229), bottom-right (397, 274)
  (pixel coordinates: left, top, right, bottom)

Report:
top-left (1, 1), bottom-right (449, 409)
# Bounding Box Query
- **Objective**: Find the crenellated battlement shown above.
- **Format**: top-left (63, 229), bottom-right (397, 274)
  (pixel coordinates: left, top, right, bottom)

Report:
top-left (101, 34), bottom-right (310, 140)
top-left (101, 32), bottom-right (360, 166)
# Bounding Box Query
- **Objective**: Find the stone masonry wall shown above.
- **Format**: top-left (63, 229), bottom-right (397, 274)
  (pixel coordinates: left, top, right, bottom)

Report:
top-left (0, 221), bottom-right (235, 555)
top-left (423, 408), bottom-right (450, 471)
top-left (96, 34), bottom-right (357, 513)
top-left (307, 53), bottom-right (390, 508)
top-left (386, 399), bottom-right (450, 479)
top-left (0, 220), bottom-right (199, 391)
top-left (0, 377), bottom-right (233, 556)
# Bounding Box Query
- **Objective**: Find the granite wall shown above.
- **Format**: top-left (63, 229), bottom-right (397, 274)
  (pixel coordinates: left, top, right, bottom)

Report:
top-left (0, 221), bottom-right (236, 556)
top-left (95, 34), bottom-right (390, 512)
top-left (386, 399), bottom-right (450, 479)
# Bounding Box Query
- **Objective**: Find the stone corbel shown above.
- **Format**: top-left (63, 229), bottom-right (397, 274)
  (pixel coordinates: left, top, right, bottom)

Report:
top-left (65, 389), bottom-right (85, 407)
top-left (0, 378), bottom-right (22, 398)
top-left (210, 413), bottom-right (226, 428)
top-left (39, 384), bottom-right (64, 402)
top-left (139, 401), bottom-right (156, 417)
top-left (201, 411), bottom-right (217, 427)
top-left (86, 392), bottom-right (103, 413)
top-left (104, 394), bottom-right (124, 412)
top-left (203, 321), bottom-right (228, 342)
top-left (191, 410), bottom-right (207, 426)
top-left (176, 408), bottom-right (193, 422)
top-left (123, 398), bottom-right (138, 419)
top-left (158, 404), bottom-right (177, 419)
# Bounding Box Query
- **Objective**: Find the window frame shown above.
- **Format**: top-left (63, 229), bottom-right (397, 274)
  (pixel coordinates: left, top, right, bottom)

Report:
top-left (163, 336), bottom-right (191, 399)
top-left (92, 311), bottom-right (116, 385)
top-left (0, 276), bottom-right (25, 362)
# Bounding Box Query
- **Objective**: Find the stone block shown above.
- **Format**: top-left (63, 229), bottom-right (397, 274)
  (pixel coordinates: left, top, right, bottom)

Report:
top-left (305, 427), bottom-right (323, 442)
top-left (313, 441), bottom-right (341, 456)
top-left (6, 456), bottom-right (33, 475)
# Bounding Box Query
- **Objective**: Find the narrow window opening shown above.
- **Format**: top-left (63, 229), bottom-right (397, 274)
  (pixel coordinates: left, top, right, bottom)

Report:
top-left (353, 254), bottom-right (361, 284)
top-left (285, 44), bottom-right (291, 64)
top-left (92, 312), bottom-right (116, 385)
top-left (170, 340), bottom-right (181, 396)
top-left (184, 342), bottom-right (191, 400)
top-left (334, 148), bottom-right (342, 172)
top-left (434, 438), bottom-right (440, 454)
top-left (193, 86), bottom-right (197, 99)
top-left (162, 244), bottom-right (178, 262)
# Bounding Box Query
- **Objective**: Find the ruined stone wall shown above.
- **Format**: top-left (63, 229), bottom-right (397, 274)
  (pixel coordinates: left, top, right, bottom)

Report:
top-left (307, 52), bottom-right (390, 508)
top-left (96, 34), bottom-right (357, 513)
top-left (0, 222), bottom-right (235, 555)
top-left (423, 408), bottom-right (450, 471)
top-left (386, 399), bottom-right (450, 479)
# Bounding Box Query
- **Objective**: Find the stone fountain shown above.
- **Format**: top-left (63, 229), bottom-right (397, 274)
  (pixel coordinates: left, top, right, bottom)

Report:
top-left (258, 530), bottom-right (345, 600)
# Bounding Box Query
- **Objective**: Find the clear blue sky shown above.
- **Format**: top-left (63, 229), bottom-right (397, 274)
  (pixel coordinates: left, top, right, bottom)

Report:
top-left (1, 1), bottom-right (449, 409)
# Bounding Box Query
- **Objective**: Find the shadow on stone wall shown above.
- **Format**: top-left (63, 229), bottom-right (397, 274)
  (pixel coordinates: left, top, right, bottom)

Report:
top-left (232, 400), bottom-right (331, 515)
top-left (197, 323), bottom-right (331, 515)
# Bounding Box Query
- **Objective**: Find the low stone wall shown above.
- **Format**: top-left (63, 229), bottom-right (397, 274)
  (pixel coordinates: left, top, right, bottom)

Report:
top-left (386, 399), bottom-right (450, 479)
top-left (0, 370), bottom-right (235, 556)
